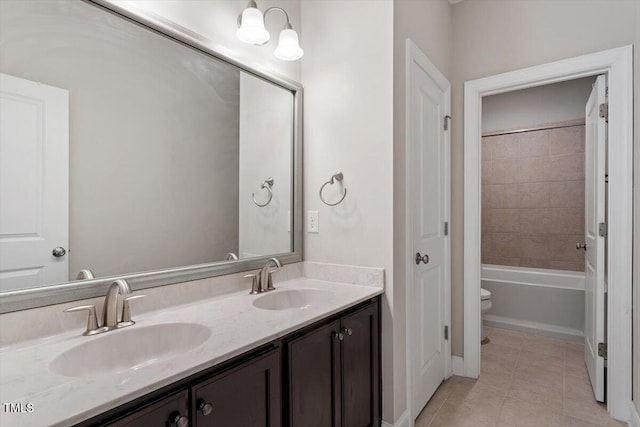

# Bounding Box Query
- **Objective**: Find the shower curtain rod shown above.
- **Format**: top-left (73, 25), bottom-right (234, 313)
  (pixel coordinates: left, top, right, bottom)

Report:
top-left (482, 118), bottom-right (585, 138)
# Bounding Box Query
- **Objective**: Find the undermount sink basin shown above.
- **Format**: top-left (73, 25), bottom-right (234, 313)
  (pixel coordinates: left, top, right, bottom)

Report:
top-left (50, 322), bottom-right (210, 377)
top-left (252, 289), bottom-right (333, 311)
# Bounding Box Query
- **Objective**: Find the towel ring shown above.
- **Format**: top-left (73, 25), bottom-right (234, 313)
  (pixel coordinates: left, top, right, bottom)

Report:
top-left (319, 172), bottom-right (347, 206)
top-left (252, 177), bottom-right (274, 207)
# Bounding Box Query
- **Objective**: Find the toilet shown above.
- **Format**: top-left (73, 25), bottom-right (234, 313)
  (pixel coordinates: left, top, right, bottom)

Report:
top-left (481, 288), bottom-right (492, 342)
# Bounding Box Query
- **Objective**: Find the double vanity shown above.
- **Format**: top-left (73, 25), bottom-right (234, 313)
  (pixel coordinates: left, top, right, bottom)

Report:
top-left (0, 2), bottom-right (383, 426)
top-left (0, 262), bottom-right (383, 426)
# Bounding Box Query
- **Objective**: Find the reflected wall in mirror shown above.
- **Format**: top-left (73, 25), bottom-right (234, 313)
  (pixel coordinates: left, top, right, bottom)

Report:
top-left (0, 0), bottom-right (297, 294)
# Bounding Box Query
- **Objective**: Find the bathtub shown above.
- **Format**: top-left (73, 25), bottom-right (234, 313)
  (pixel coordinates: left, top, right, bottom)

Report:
top-left (481, 264), bottom-right (585, 342)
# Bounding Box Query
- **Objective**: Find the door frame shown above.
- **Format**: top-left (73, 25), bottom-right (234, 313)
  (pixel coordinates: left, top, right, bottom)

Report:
top-left (463, 46), bottom-right (633, 421)
top-left (404, 38), bottom-right (452, 424)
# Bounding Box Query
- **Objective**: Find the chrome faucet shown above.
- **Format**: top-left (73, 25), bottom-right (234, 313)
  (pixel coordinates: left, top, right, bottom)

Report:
top-left (244, 258), bottom-right (281, 294)
top-left (64, 279), bottom-right (145, 336)
top-left (103, 279), bottom-right (131, 328)
top-left (259, 258), bottom-right (281, 292)
top-left (224, 252), bottom-right (239, 261)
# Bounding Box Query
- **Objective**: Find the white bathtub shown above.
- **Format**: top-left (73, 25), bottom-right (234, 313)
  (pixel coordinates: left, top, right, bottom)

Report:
top-left (481, 264), bottom-right (585, 342)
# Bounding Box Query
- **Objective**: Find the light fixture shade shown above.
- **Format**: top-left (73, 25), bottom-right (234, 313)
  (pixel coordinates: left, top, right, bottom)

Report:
top-left (237, 7), bottom-right (270, 45)
top-left (274, 28), bottom-right (303, 61)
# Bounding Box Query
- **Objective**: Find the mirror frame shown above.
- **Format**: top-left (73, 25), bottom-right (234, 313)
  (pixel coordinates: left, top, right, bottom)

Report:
top-left (0, 0), bottom-right (303, 313)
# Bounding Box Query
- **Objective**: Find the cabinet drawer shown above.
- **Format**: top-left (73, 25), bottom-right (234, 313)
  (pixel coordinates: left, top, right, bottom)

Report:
top-left (192, 348), bottom-right (281, 427)
top-left (106, 389), bottom-right (189, 427)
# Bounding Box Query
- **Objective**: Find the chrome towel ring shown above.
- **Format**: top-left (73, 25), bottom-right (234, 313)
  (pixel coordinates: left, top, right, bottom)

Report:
top-left (252, 177), bottom-right (274, 207)
top-left (319, 172), bottom-right (347, 206)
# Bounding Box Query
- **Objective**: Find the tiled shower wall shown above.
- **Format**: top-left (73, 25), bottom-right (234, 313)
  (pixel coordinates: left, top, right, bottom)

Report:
top-left (481, 124), bottom-right (585, 272)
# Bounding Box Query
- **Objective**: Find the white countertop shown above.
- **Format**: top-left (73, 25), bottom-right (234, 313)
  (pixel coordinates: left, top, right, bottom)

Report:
top-left (0, 277), bottom-right (383, 426)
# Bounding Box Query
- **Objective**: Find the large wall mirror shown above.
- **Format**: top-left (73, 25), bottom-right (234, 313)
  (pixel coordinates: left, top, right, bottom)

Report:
top-left (0, 0), bottom-right (302, 312)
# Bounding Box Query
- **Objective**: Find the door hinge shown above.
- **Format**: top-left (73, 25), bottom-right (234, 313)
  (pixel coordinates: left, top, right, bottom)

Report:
top-left (599, 103), bottom-right (609, 123)
top-left (444, 325), bottom-right (449, 340)
top-left (598, 222), bottom-right (607, 237)
top-left (597, 342), bottom-right (607, 359)
top-left (444, 222), bottom-right (449, 236)
top-left (444, 115), bottom-right (451, 131)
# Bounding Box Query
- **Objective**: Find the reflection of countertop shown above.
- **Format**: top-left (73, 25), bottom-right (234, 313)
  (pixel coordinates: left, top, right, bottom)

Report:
top-left (0, 268), bottom-right (383, 426)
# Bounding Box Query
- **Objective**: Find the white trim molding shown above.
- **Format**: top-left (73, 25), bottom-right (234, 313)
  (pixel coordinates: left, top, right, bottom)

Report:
top-left (629, 402), bottom-right (640, 427)
top-left (381, 410), bottom-right (411, 427)
top-left (452, 356), bottom-right (464, 376)
top-left (463, 46), bottom-right (633, 421)
top-left (404, 38), bottom-right (452, 427)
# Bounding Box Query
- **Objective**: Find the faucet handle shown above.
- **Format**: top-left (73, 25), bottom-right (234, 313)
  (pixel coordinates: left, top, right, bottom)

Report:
top-left (244, 273), bottom-right (260, 294)
top-left (120, 294), bottom-right (146, 327)
top-left (64, 305), bottom-right (107, 336)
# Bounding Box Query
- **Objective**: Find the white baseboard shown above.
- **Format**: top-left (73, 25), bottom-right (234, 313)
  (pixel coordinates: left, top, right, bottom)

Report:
top-left (381, 409), bottom-right (410, 427)
top-left (628, 402), bottom-right (640, 427)
top-left (452, 356), bottom-right (464, 376)
top-left (484, 314), bottom-right (584, 342)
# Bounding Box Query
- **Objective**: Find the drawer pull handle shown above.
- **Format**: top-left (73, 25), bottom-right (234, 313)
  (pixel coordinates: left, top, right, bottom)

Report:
top-left (198, 399), bottom-right (213, 416)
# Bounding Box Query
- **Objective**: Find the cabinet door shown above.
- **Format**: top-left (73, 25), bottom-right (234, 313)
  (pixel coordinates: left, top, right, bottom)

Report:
top-left (288, 320), bottom-right (341, 427)
top-left (107, 389), bottom-right (189, 427)
top-left (341, 302), bottom-right (380, 427)
top-left (192, 349), bottom-right (280, 427)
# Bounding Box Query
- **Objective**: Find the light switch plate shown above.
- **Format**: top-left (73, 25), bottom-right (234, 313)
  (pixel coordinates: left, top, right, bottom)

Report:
top-left (307, 211), bottom-right (319, 233)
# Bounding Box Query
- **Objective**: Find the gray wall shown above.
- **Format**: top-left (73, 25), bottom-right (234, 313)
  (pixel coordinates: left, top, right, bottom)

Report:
top-left (482, 77), bottom-right (594, 133)
top-left (0, 0), bottom-right (240, 278)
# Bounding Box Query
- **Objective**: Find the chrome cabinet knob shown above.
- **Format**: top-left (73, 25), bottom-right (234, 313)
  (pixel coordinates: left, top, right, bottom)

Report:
top-left (342, 327), bottom-right (353, 336)
top-left (197, 399), bottom-right (213, 416)
top-left (576, 243), bottom-right (587, 251)
top-left (415, 252), bottom-right (429, 265)
top-left (333, 331), bottom-right (344, 341)
top-left (52, 246), bottom-right (67, 257)
top-left (168, 413), bottom-right (189, 427)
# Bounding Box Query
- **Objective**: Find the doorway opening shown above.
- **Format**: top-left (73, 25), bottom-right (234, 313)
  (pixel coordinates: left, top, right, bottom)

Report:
top-left (463, 46), bottom-right (633, 423)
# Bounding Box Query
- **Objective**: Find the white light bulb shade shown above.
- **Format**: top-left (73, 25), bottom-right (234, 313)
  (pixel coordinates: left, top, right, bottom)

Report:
top-left (274, 28), bottom-right (303, 61)
top-left (236, 7), bottom-right (270, 45)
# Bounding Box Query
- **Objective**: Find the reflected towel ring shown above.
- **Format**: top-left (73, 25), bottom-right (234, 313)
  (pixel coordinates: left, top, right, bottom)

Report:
top-left (319, 172), bottom-right (347, 206)
top-left (252, 177), bottom-right (274, 207)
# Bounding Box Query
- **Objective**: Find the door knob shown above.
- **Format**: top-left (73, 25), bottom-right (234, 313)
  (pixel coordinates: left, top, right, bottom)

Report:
top-left (52, 246), bottom-right (67, 257)
top-left (415, 252), bottom-right (429, 265)
top-left (576, 243), bottom-right (587, 251)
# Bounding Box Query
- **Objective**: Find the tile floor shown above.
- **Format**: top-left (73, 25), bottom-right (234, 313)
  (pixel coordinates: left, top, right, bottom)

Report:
top-left (415, 327), bottom-right (625, 427)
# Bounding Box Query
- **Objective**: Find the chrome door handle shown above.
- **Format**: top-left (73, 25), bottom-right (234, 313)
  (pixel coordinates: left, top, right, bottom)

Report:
top-left (415, 252), bottom-right (429, 265)
top-left (52, 246), bottom-right (67, 257)
top-left (576, 243), bottom-right (587, 251)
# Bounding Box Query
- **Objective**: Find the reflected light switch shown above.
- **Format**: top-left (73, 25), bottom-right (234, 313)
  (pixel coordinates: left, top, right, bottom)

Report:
top-left (307, 211), bottom-right (319, 233)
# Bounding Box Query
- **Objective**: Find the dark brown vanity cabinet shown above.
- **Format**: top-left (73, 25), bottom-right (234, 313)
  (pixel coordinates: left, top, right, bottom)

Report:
top-left (106, 390), bottom-right (189, 427)
top-left (192, 349), bottom-right (281, 426)
top-left (85, 297), bottom-right (380, 427)
top-left (287, 300), bottom-right (380, 427)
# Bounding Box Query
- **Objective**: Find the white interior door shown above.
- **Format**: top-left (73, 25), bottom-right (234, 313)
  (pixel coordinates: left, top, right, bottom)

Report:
top-left (407, 41), bottom-right (450, 417)
top-left (583, 74), bottom-right (606, 402)
top-left (0, 73), bottom-right (69, 291)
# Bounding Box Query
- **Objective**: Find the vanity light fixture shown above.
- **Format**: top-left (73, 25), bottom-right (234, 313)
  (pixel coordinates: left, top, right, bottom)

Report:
top-left (236, 0), bottom-right (303, 61)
